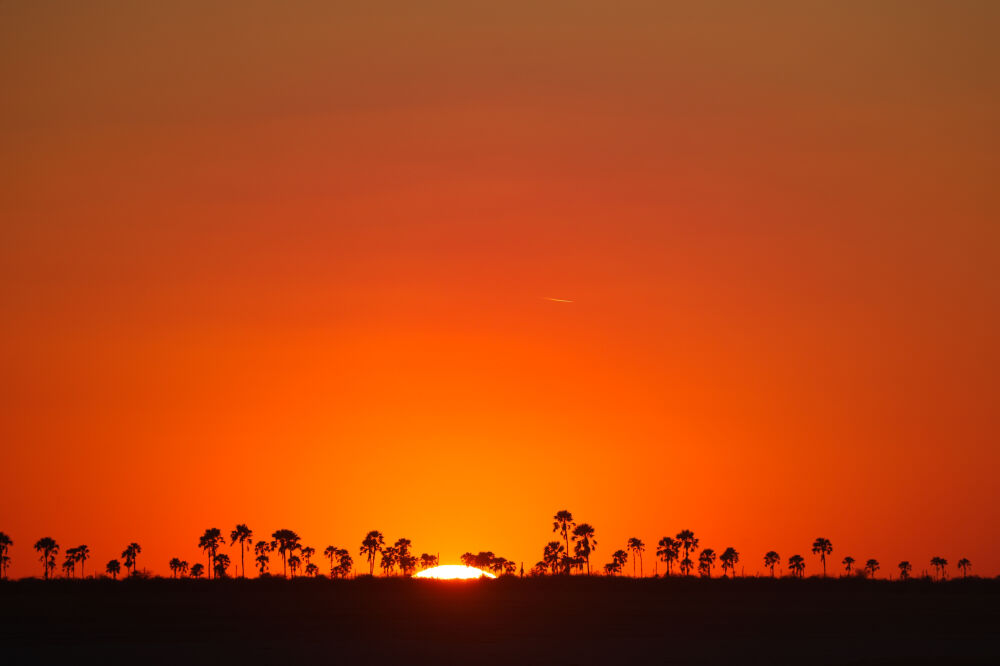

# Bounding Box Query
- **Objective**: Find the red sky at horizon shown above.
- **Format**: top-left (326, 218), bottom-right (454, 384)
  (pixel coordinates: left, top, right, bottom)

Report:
top-left (1, 1), bottom-right (998, 579)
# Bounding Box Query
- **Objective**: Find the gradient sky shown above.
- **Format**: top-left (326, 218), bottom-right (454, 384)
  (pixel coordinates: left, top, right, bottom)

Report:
top-left (2, 1), bottom-right (998, 579)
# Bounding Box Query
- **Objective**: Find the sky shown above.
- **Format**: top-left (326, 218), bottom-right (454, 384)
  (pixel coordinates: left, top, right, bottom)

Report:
top-left (1, 1), bottom-right (998, 579)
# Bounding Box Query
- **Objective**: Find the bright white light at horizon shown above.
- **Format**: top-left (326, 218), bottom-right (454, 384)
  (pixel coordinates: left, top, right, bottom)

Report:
top-left (413, 565), bottom-right (496, 580)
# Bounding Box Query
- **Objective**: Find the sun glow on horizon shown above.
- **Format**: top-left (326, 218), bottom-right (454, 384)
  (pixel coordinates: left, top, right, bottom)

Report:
top-left (413, 565), bottom-right (497, 580)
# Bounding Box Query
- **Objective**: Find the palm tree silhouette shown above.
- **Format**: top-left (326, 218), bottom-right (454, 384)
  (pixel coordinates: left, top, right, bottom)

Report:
top-left (180, 560), bottom-right (189, 577)
top-left (957, 558), bottom-right (971, 578)
top-left (392, 538), bottom-right (413, 576)
top-left (764, 551), bottom-right (780, 577)
top-left (271, 529), bottom-right (302, 578)
top-left (214, 553), bottom-right (231, 578)
top-left (64, 546), bottom-right (79, 577)
top-left (676, 530), bottom-right (698, 576)
top-left (572, 524), bottom-right (597, 575)
top-left (811, 538), bottom-right (833, 577)
top-left (608, 549), bottom-right (628, 576)
top-left (190, 562), bottom-right (205, 579)
top-left (34, 537), bottom-right (58, 579)
top-left (336, 550), bottom-right (353, 578)
top-left (62, 550), bottom-right (76, 578)
top-left (378, 546), bottom-right (397, 576)
top-left (842, 556), bottom-right (855, 577)
top-left (552, 510), bottom-right (575, 560)
top-left (0, 532), bottom-right (12, 580)
top-left (898, 561), bottom-right (912, 580)
top-left (360, 530), bottom-right (385, 576)
top-left (788, 554), bottom-right (805, 578)
top-left (419, 553), bottom-right (439, 570)
top-left (122, 542), bottom-right (142, 577)
top-left (864, 559), bottom-right (879, 578)
top-left (106, 559), bottom-right (120, 579)
top-left (324, 545), bottom-right (338, 576)
top-left (254, 540), bottom-right (273, 576)
top-left (73, 544), bottom-right (90, 578)
top-left (169, 557), bottom-right (183, 578)
top-left (301, 545), bottom-right (316, 571)
top-left (305, 562), bottom-right (319, 577)
top-left (626, 538), bottom-right (645, 577)
top-left (198, 528), bottom-right (224, 579)
top-left (930, 556), bottom-right (948, 580)
top-left (543, 541), bottom-right (565, 575)
top-left (656, 536), bottom-right (679, 576)
top-left (230, 524), bottom-right (253, 578)
top-left (698, 548), bottom-right (716, 578)
top-left (720, 547), bottom-right (739, 578)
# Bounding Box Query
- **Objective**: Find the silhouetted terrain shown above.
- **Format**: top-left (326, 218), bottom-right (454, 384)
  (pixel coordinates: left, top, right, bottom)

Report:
top-left (2, 577), bottom-right (998, 665)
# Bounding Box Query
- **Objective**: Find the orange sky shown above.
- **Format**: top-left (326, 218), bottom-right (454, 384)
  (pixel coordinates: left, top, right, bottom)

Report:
top-left (1, 1), bottom-right (998, 579)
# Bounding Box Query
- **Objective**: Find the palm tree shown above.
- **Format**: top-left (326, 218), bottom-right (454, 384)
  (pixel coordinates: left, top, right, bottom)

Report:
top-left (34, 537), bottom-right (59, 579)
top-left (842, 556), bottom-right (855, 577)
top-left (106, 559), bottom-right (121, 579)
top-left (62, 549), bottom-right (76, 578)
top-left (324, 545), bottom-right (338, 576)
top-left (305, 562), bottom-right (319, 577)
top-left (676, 530), bottom-right (698, 576)
top-left (179, 560), bottom-right (189, 577)
top-left (190, 563), bottom-right (205, 579)
top-left (301, 545), bottom-right (316, 571)
top-left (930, 556), bottom-right (948, 580)
top-left (542, 541), bottom-right (565, 575)
top-left (610, 549), bottom-right (628, 576)
top-left (419, 553), bottom-right (439, 570)
top-left (764, 551), bottom-right (780, 577)
top-left (720, 547), bottom-right (739, 578)
top-left (335, 550), bottom-right (353, 578)
top-left (359, 530), bottom-right (384, 576)
top-left (898, 561), bottom-right (912, 580)
top-left (490, 556), bottom-right (509, 577)
top-left (957, 558), bottom-right (971, 578)
top-left (603, 562), bottom-right (620, 576)
top-left (272, 529), bottom-right (302, 578)
top-left (392, 538), bottom-right (412, 575)
top-left (787, 554), bottom-right (805, 578)
top-left (73, 544), bottom-right (90, 578)
top-left (214, 553), bottom-right (232, 578)
top-left (379, 545), bottom-right (399, 576)
top-left (572, 523), bottom-right (597, 574)
top-left (0, 532), bottom-right (13, 580)
top-left (622, 538), bottom-right (644, 577)
top-left (230, 524), bottom-right (253, 578)
top-left (122, 542), bottom-right (142, 577)
top-left (656, 536), bottom-right (679, 576)
top-left (199, 528), bottom-right (224, 580)
top-left (169, 557), bottom-right (183, 578)
top-left (552, 510), bottom-right (575, 558)
top-left (65, 546), bottom-right (79, 577)
top-left (811, 538), bottom-right (833, 577)
top-left (698, 548), bottom-right (716, 577)
top-left (254, 540), bottom-right (272, 575)
top-left (864, 559), bottom-right (879, 578)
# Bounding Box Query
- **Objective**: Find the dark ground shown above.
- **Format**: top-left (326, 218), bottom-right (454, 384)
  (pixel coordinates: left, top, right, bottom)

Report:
top-left (2, 576), bottom-right (998, 665)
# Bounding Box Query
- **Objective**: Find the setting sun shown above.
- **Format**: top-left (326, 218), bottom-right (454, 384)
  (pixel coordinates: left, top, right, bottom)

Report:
top-left (413, 565), bottom-right (496, 580)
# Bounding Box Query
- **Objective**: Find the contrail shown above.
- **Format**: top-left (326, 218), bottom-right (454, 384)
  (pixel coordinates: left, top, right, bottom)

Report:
top-left (544, 297), bottom-right (574, 303)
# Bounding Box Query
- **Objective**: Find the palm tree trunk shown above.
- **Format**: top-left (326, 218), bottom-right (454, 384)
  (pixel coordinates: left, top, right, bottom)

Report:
top-left (241, 543), bottom-right (245, 578)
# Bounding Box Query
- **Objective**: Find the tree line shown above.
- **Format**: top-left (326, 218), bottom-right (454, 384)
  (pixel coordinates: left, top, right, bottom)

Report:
top-left (0, 516), bottom-right (975, 582)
